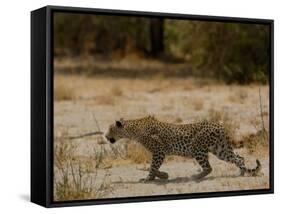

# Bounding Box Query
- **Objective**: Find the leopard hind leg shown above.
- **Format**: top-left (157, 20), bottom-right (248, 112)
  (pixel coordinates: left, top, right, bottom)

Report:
top-left (211, 144), bottom-right (261, 176)
top-left (191, 146), bottom-right (212, 180)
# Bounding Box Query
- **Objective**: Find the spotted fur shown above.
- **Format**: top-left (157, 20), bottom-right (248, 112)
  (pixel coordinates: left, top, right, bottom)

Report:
top-left (105, 116), bottom-right (261, 182)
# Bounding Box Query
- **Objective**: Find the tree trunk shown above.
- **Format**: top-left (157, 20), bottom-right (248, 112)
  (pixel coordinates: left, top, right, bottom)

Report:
top-left (149, 18), bottom-right (164, 56)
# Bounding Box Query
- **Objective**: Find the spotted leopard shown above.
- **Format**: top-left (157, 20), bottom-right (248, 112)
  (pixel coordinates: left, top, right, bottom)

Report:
top-left (105, 116), bottom-right (261, 182)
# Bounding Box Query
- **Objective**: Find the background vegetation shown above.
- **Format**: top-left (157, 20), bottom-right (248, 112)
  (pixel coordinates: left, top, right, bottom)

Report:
top-left (54, 13), bottom-right (270, 84)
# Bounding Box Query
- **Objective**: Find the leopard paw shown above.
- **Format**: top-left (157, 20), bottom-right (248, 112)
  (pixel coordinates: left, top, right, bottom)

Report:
top-left (157, 171), bottom-right (169, 180)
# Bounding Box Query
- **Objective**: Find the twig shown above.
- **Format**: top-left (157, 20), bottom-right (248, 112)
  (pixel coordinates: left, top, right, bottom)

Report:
top-left (258, 86), bottom-right (268, 141)
top-left (66, 112), bottom-right (104, 140)
top-left (92, 112), bottom-right (101, 132)
top-left (259, 87), bottom-right (265, 131)
top-left (67, 131), bottom-right (104, 140)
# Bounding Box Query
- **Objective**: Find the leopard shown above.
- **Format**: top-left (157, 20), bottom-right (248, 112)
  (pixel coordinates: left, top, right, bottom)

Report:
top-left (105, 115), bottom-right (261, 182)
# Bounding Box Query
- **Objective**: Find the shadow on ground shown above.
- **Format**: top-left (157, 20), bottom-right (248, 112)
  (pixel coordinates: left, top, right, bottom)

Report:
top-left (112, 174), bottom-right (241, 185)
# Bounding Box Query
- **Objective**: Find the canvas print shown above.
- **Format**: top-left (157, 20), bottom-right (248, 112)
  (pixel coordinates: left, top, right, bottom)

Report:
top-left (53, 12), bottom-right (270, 202)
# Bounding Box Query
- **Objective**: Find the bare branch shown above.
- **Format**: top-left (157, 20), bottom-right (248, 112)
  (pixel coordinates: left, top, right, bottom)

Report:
top-left (259, 87), bottom-right (265, 131)
top-left (67, 131), bottom-right (104, 140)
top-left (258, 86), bottom-right (268, 141)
top-left (92, 112), bottom-right (101, 132)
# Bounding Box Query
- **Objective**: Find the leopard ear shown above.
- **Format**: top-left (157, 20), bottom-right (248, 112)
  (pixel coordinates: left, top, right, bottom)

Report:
top-left (116, 120), bottom-right (123, 128)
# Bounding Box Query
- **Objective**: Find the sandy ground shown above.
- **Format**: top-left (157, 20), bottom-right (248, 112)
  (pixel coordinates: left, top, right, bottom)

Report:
top-left (92, 151), bottom-right (269, 198)
top-left (54, 74), bottom-right (270, 200)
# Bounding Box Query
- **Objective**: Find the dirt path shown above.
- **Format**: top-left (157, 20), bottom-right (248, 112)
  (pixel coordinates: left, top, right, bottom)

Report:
top-left (93, 150), bottom-right (269, 198)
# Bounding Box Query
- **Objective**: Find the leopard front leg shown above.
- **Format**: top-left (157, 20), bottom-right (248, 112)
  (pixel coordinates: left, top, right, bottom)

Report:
top-left (139, 151), bottom-right (168, 183)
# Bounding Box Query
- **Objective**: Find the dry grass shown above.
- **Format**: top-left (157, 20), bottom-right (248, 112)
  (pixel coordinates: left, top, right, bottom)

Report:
top-left (93, 86), bottom-right (123, 105)
top-left (94, 95), bottom-right (115, 105)
top-left (240, 129), bottom-right (269, 154)
top-left (182, 84), bottom-right (195, 91)
top-left (250, 114), bottom-right (269, 132)
top-left (208, 108), bottom-right (239, 146)
top-left (174, 117), bottom-right (183, 123)
top-left (54, 132), bottom-right (112, 201)
top-left (192, 98), bottom-right (204, 111)
top-left (111, 86), bottom-right (123, 97)
top-left (207, 108), bottom-right (269, 155)
top-left (125, 141), bottom-right (151, 164)
top-left (54, 78), bottom-right (76, 101)
top-left (242, 116), bottom-right (269, 155)
top-left (228, 88), bottom-right (248, 104)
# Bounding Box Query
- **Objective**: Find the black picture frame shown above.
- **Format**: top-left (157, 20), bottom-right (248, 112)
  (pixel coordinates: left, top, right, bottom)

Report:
top-left (31, 5), bottom-right (274, 208)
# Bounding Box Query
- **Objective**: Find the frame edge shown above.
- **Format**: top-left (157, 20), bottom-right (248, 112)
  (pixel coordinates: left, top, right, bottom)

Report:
top-left (31, 6), bottom-right (48, 207)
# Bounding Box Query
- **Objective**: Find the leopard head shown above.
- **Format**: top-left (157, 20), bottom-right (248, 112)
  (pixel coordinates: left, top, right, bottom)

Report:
top-left (105, 119), bottom-right (129, 144)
